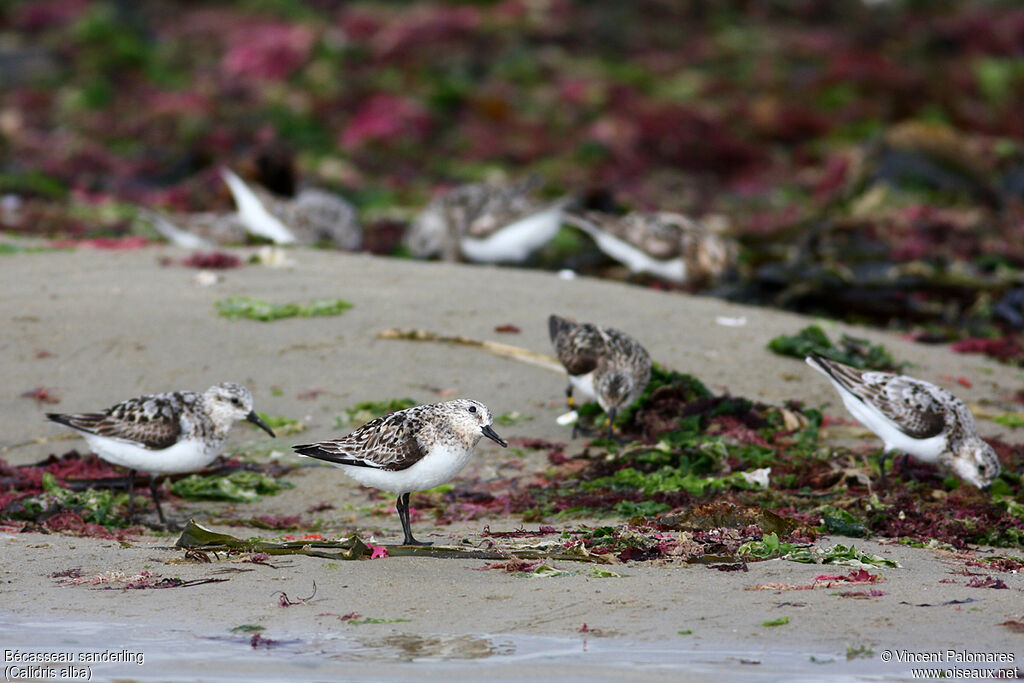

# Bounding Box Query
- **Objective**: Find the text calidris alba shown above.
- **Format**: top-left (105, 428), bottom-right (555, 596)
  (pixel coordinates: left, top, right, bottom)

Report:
top-left (292, 399), bottom-right (507, 545)
top-left (549, 315), bottom-right (652, 438)
top-left (406, 178), bottom-right (570, 263)
top-left (806, 355), bottom-right (1000, 489)
top-left (47, 382), bottom-right (276, 525)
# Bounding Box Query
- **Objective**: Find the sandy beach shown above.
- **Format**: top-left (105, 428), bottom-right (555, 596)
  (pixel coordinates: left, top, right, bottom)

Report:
top-left (2, 247), bottom-right (1022, 681)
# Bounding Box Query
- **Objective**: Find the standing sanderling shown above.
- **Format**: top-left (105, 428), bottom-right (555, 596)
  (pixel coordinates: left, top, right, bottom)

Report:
top-left (292, 399), bottom-right (507, 546)
top-left (548, 315), bottom-right (652, 438)
top-left (565, 211), bottom-right (737, 286)
top-left (405, 178), bottom-right (571, 263)
top-left (46, 383), bottom-right (276, 526)
top-left (806, 355), bottom-right (1000, 489)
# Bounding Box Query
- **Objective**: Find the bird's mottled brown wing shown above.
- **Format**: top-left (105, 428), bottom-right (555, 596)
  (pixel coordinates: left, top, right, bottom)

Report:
top-left (867, 374), bottom-right (949, 439)
top-left (47, 392), bottom-right (191, 449)
top-left (293, 407), bottom-right (431, 472)
top-left (585, 211), bottom-right (695, 260)
top-left (549, 315), bottom-right (602, 377)
top-left (812, 357), bottom-right (947, 439)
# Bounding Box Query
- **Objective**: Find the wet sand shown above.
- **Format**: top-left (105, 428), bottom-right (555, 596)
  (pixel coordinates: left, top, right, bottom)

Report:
top-left (2, 247), bottom-right (1022, 680)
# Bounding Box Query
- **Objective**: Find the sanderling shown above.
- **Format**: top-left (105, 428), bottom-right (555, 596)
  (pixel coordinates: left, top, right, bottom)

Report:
top-left (137, 208), bottom-right (239, 249)
top-left (405, 179), bottom-right (571, 263)
top-left (548, 315), bottom-right (652, 438)
top-left (565, 211), bottom-right (737, 285)
top-left (806, 355), bottom-right (1000, 489)
top-left (292, 399), bottom-right (507, 545)
top-left (222, 168), bottom-right (362, 250)
top-left (46, 383), bottom-right (276, 525)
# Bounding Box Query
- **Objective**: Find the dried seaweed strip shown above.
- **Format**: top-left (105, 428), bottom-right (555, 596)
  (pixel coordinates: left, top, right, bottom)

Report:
top-left (377, 328), bottom-right (565, 374)
top-left (174, 521), bottom-right (610, 563)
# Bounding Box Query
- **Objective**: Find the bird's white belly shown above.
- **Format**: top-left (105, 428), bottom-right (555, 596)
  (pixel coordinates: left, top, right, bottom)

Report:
top-left (460, 206), bottom-right (564, 263)
top-left (84, 434), bottom-right (221, 474)
top-left (569, 372), bottom-right (598, 404)
top-left (222, 168), bottom-right (296, 244)
top-left (837, 387), bottom-right (947, 463)
top-left (333, 443), bottom-right (474, 494)
top-left (591, 230), bottom-right (687, 282)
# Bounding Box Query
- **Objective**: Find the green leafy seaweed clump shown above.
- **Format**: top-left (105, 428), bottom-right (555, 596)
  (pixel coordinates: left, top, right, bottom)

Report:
top-left (617, 363), bottom-right (712, 426)
top-left (820, 506), bottom-right (869, 538)
top-left (254, 413), bottom-right (305, 435)
top-left (36, 473), bottom-right (130, 527)
top-left (736, 532), bottom-right (795, 559)
top-left (170, 472), bottom-right (293, 503)
top-left (992, 414), bottom-right (1024, 428)
top-left (575, 363), bottom-right (713, 434)
top-left (216, 297), bottom-right (352, 322)
top-left (767, 325), bottom-right (899, 371)
top-left (338, 398), bottom-right (418, 426)
top-left (737, 533), bottom-right (899, 567)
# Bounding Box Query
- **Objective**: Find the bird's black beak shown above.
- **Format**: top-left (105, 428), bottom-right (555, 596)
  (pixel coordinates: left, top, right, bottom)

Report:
top-left (247, 411), bottom-right (276, 438)
top-left (481, 424), bottom-right (508, 448)
top-left (980, 484), bottom-right (991, 493)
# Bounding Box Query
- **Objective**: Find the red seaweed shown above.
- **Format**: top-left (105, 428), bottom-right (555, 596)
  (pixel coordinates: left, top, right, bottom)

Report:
top-left (477, 558), bottom-right (544, 573)
top-left (20, 387), bottom-right (59, 404)
top-left (966, 576), bottom-right (1009, 589)
top-left (179, 251), bottom-right (242, 269)
top-left (276, 582), bottom-right (317, 606)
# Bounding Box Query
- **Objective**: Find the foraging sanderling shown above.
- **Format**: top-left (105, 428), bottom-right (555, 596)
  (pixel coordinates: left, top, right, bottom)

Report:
top-left (806, 355), bottom-right (1000, 489)
top-left (138, 208), bottom-right (238, 249)
top-left (565, 211), bottom-right (737, 285)
top-left (140, 171), bottom-right (360, 249)
top-left (548, 315), bottom-right (652, 438)
top-left (292, 399), bottom-right (507, 546)
top-left (47, 383), bottom-right (276, 525)
top-left (405, 178), bottom-right (571, 263)
top-left (222, 168), bottom-right (362, 249)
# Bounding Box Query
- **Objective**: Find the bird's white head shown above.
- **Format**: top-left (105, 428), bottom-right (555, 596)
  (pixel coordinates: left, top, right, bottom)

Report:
top-left (948, 438), bottom-right (1001, 489)
top-left (444, 399), bottom-right (507, 448)
top-left (203, 382), bottom-right (276, 438)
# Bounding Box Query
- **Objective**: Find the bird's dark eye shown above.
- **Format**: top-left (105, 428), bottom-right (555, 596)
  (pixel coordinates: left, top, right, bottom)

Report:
top-left (468, 405), bottom-right (477, 413)
top-left (231, 398), bottom-right (241, 406)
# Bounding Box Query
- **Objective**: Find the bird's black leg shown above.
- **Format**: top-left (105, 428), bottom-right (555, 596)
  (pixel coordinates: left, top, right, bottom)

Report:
top-left (877, 450), bottom-right (890, 493)
top-left (397, 492), bottom-right (431, 546)
top-left (605, 408), bottom-right (617, 440)
top-left (893, 452), bottom-right (919, 482)
top-left (149, 476), bottom-right (170, 528)
top-left (566, 384), bottom-right (582, 439)
top-left (127, 469), bottom-right (137, 524)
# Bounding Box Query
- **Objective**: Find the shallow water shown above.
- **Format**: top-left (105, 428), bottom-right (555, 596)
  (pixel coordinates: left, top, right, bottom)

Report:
top-left (0, 616), bottom-right (902, 682)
